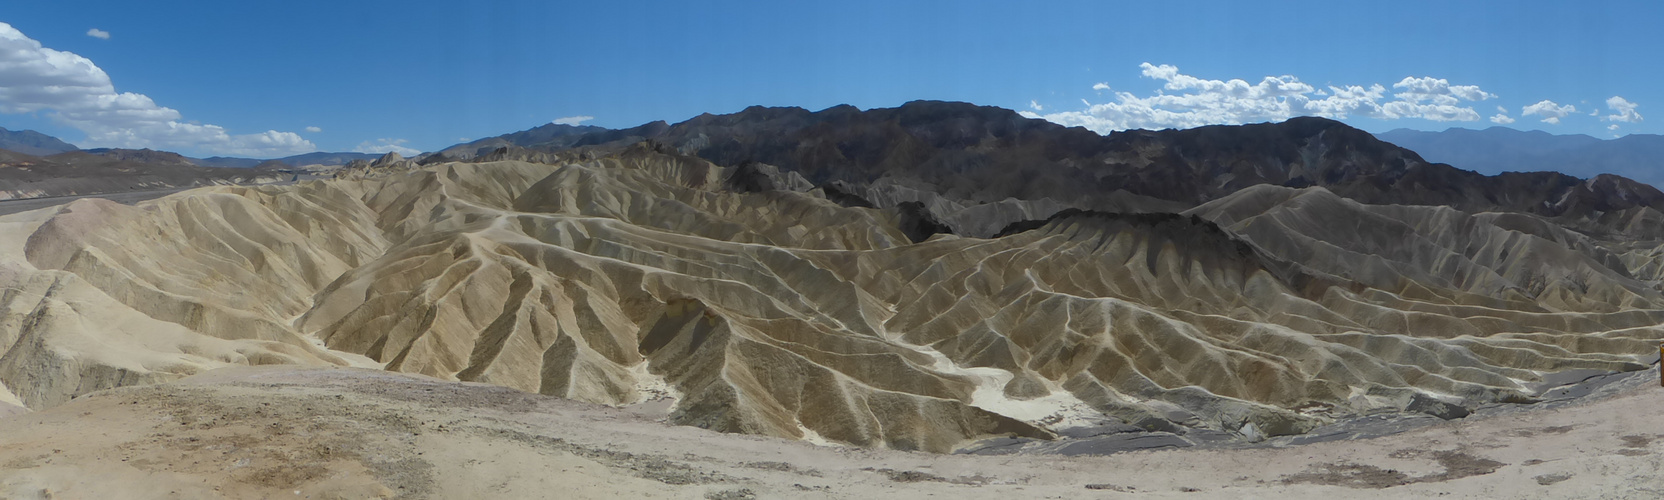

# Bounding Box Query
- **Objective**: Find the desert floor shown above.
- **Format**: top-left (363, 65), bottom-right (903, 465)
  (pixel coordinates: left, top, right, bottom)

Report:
top-left (1, 365), bottom-right (1661, 499)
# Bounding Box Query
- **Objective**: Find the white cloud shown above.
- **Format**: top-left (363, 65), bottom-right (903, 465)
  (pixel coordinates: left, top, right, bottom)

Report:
top-left (1605, 96), bottom-right (1642, 123)
top-left (304, 126), bottom-right (321, 133)
top-left (1376, 76), bottom-right (1496, 122)
top-left (1496, 105), bottom-right (1508, 113)
top-left (1021, 63), bottom-right (1497, 133)
top-left (1521, 100), bottom-right (1577, 124)
top-left (85, 28), bottom-right (109, 40)
top-left (1028, 100), bottom-right (1043, 111)
top-left (0, 22), bottom-right (314, 156)
top-left (1091, 82), bottom-right (1111, 91)
top-left (551, 115), bottom-right (594, 126)
top-left (353, 138), bottom-right (420, 156)
top-left (1390, 76), bottom-right (1495, 104)
top-left (1609, 124), bottom-right (1621, 131)
top-left (1490, 113), bottom-right (1516, 124)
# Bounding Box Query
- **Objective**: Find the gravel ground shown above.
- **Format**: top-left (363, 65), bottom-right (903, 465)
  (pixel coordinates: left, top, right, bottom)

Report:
top-left (1, 365), bottom-right (1661, 499)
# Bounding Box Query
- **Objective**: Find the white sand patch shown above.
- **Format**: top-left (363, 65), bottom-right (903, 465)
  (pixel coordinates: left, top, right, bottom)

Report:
top-left (903, 341), bottom-right (1106, 430)
top-left (796, 425), bottom-right (843, 447)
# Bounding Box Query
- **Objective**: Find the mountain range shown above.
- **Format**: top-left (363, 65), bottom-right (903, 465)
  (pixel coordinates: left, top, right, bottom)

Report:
top-left (427, 102), bottom-right (1664, 240)
top-left (0, 127), bottom-right (78, 156)
top-left (0, 126), bottom-right (379, 171)
top-left (0, 131), bottom-right (383, 199)
top-left (3, 101), bottom-right (1664, 463)
top-left (195, 151), bottom-right (384, 168)
top-left (434, 122), bottom-right (613, 159)
top-left (1377, 126), bottom-right (1664, 189)
top-left (9, 114), bottom-right (1664, 204)
top-left (0, 147), bottom-right (287, 200)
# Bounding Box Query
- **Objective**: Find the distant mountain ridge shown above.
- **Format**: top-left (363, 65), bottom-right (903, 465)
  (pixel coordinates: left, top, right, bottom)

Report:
top-left (444, 101), bottom-right (1664, 239)
top-left (0, 127), bottom-right (380, 168)
top-left (429, 122), bottom-right (672, 160)
top-left (1376, 127), bottom-right (1664, 189)
top-left (434, 123), bottom-right (609, 159)
top-left (0, 148), bottom-right (284, 200)
top-left (195, 152), bottom-right (382, 168)
top-left (0, 127), bottom-right (78, 156)
top-left (12, 104), bottom-right (1664, 240)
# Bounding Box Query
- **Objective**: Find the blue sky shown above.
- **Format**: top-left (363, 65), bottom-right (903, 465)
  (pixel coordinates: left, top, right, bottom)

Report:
top-left (0, 0), bottom-right (1658, 157)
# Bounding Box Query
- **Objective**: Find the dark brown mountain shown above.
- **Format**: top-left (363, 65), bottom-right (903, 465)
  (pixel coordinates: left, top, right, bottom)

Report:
top-left (429, 121), bottom-right (672, 161)
top-left (458, 101), bottom-right (1664, 238)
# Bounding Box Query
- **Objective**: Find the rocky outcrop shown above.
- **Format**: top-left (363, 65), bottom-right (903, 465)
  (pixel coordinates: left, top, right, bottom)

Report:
top-left (723, 162), bottom-right (813, 193)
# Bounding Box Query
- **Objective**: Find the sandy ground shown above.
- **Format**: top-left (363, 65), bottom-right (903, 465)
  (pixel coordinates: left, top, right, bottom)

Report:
top-left (0, 366), bottom-right (1659, 500)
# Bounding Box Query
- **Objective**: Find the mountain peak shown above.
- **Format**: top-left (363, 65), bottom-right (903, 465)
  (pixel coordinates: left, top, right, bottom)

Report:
top-left (0, 127), bottom-right (78, 156)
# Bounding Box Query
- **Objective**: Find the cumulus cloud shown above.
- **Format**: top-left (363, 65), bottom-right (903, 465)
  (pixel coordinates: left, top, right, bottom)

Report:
top-left (1490, 113), bottom-right (1515, 124)
top-left (304, 126), bottom-right (321, 133)
top-left (1019, 63), bottom-right (1497, 133)
top-left (551, 115), bottom-right (594, 126)
top-left (0, 22), bottom-right (314, 156)
top-left (353, 138), bottom-right (420, 156)
top-left (1390, 76), bottom-right (1495, 104)
top-left (1521, 100), bottom-right (1577, 124)
top-left (1029, 100), bottom-right (1043, 111)
top-left (1610, 124), bottom-right (1621, 131)
top-left (1091, 82), bottom-right (1111, 91)
top-left (1605, 96), bottom-right (1642, 123)
top-left (85, 28), bottom-right (109, 40)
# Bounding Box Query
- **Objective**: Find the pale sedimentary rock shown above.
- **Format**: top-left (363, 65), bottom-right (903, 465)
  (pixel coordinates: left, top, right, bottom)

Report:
top-left (3, 144), bottom-right (1659, 453)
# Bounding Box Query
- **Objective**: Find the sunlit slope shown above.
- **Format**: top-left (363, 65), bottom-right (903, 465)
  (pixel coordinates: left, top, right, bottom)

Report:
top-left (0, 192), bottom-right (363, 410)
top-left (3, 146), bottom-right (1660, 452)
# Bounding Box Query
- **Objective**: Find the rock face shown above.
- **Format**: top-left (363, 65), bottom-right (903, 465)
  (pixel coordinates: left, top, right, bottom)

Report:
top-left (4, 107), bottom-right (1664, 453)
